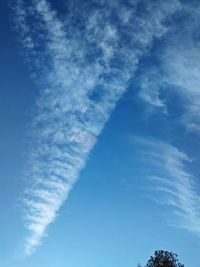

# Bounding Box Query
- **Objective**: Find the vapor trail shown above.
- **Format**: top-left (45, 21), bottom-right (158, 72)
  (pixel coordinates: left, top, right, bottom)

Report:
top-left (13, 0), bottom-right (180, 254)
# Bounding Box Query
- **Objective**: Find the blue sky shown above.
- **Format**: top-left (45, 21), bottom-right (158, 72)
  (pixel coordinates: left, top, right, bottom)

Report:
top-left (1, 0), bottom-right (200, 266)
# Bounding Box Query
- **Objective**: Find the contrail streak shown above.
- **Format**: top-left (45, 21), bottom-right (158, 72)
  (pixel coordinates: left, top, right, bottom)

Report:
top-left (13, 0), bottom-right (180, 255)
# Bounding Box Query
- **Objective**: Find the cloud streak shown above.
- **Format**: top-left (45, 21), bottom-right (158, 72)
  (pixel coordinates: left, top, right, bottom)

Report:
top-left (133, 137), bottom-right (200, 235)
top-left (137, 1), bottom-right (200, 132)
top-left (13, 0), bottom-right (180, 255)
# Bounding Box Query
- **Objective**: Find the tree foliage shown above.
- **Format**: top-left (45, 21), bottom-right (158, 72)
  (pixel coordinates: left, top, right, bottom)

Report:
top-left (145, 250), bottom-right (184, 267)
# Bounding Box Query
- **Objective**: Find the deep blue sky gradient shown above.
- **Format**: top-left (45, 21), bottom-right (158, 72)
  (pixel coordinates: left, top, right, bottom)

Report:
top-left (1, 0), bottom-right (200, 266)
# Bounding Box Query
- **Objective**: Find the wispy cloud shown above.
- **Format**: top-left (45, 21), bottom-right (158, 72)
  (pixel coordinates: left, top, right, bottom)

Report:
top-left (13, 0), bottom-right (180, 255)
top-left (137, 67), bottom-right (167, 112)
top-left (132, 136), bottom-right (200, 235)
top-left (138, 2), bottom-right (200, 132)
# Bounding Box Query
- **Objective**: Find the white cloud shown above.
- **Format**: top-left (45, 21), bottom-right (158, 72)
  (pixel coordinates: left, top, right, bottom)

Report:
top-left (132, 136), bottom-right (200, 235)
top-left (138, 67), bottom-right (167, 111)
top-left (13, 0), bottom-right (180, 255)
top-left (138, 2), bottom-right (200, 132)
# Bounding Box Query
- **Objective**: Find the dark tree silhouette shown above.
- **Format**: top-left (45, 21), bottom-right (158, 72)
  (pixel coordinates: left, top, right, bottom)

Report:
top-left (145, 250), bottom-right (184, 267)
